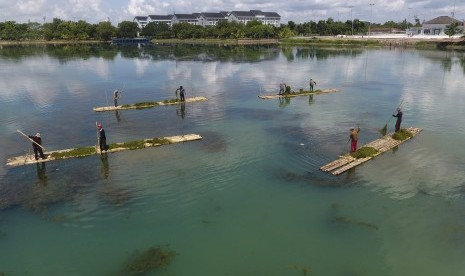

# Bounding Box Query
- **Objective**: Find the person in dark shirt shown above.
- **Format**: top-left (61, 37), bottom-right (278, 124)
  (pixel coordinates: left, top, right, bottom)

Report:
top-left (392, 108), bottom-right (403, 132)
top-left (97, 123), bottom-right (108, 153)
top-left (176, 86), bottom-right (185, 101)
top-left (28, 133), bottom-right (46, 160)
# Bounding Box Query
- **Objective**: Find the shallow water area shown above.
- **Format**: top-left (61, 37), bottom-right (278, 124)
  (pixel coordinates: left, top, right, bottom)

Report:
top-left (0, 44), bottom-right (465, 275)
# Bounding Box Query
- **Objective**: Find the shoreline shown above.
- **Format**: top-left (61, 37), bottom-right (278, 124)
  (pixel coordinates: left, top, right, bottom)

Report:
top-left (1, 36), bottom-right (464, 49)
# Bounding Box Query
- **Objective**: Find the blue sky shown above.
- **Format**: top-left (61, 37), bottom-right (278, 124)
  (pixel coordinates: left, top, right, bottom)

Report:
top-left (0, 0), bottom-right (463, 25)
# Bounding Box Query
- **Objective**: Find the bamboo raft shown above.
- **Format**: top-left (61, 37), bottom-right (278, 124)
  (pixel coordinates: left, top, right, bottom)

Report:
top-left (320, 127), bottom-right (422, 175)
top-left (93, 96), bottom-right (208, 112)
top-left (258, 89), bottom-right (339, 99)
top-left (6, 134), bottom-right (202, 167)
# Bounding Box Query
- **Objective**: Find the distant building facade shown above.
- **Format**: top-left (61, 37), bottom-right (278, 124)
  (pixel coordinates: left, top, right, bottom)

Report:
top-left (198, 12), bottom-right (228, 26)
top-left (407, 16), bottom-right (464, 36)
top-left (148, 15), bottom-right (173, 27)
top-left (229, 10), bottom-right (281, 27)
top-left (172, 14), bottom-right (200, 25)
top-left (133, 10), bottom-right (280, 29)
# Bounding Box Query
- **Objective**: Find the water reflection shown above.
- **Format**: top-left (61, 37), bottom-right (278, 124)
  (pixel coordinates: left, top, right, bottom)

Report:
top-left (308, 94), bottom-right (315, 105)
top-left (115, 110), bottom-right (122, 122)
top-left (279, 97), bottom-right (291, 108)
top-left (100, 154), bottom-right (109, 179)
top-left (176, 102), bottom-right (186, 119)
top-left (35, 163), bottom-right (48, 187)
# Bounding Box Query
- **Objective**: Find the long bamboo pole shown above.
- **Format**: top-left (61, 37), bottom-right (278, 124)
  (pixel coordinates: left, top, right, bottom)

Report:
top-left (17, 130), bottom-right (46, 151)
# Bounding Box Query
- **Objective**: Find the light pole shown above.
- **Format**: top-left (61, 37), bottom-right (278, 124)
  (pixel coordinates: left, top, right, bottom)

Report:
top-left (369, 3), bottom-right (374, 36)
top-left (349, 5), bottom-right (354, 36)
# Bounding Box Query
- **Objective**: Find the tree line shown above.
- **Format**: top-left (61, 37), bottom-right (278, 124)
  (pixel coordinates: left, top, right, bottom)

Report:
top-left (0, 17), bottom-right (461, 41)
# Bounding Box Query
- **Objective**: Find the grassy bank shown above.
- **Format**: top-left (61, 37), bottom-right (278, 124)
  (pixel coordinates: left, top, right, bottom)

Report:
top-left (0, 40), bottom-right (106, 45)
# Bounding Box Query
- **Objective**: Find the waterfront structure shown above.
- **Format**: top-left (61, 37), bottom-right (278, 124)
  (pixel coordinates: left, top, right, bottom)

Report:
top-left (419, 16), bottom-right (464, 35)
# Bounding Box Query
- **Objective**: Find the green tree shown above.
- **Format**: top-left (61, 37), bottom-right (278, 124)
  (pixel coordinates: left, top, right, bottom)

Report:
top-left (141, 22), bottom-right (172, 38)
top-left (278, 27), bottom-right (296, 38)
top-left (117, 21), bottom-right (139, 38)
top-left (96, 21), bottom-right (116, 40)
top-left (445, 22), bottom-right (461, 38)
top-left (287, 21), bottom-right (296, 31)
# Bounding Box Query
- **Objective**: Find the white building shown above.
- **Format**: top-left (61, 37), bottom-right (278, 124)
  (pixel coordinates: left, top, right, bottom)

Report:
top-left (172, 14), bottom-right (199, 25)
top-left (198, 12), bottom-right (228, 27)
top-left (148, 15), bottom-right (173, 27)
top-left (420, 16), bottom-right (464, 35)
top-left (133, 16), bottom-right (148, 29)
top-left (228, 10), bottom-right (281, 27)
top-left (134, 9), bottom-right (281, 28)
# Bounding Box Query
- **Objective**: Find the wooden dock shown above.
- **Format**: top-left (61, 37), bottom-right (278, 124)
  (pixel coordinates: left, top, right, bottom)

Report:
top-left (93, 96), bottom-right (208, 112)
top-left (320, 127), bottom-right (422, 175)
top-left (6, 134), bottom-right (202, 167)
top-left (258, 89), bottom-right (339, 99)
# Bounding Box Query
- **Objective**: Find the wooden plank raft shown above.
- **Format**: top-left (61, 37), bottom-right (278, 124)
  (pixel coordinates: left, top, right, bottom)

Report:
top-left (6, 134), bottom-right (202, 167)
top-left (93, 96), bottom-right (208, 112)
top-left (320, 127), bottom-right (422, 175)
top-left (258, 89), bottom-right (339, 99)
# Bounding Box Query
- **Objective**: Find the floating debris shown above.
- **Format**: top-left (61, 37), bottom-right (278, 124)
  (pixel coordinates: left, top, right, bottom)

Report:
top-left (289, 264), bottom-right (312, 275)
top-left (123, 245), bottom-right (177, 275)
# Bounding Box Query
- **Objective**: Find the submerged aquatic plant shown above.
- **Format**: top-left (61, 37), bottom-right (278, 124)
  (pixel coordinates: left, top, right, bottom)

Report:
top-left (123, 245), bottom-right (177, 275)
top-left (392, 128), bottom-right (413, 141)
top-left (332, 216), bottom-right (379, 230)
top-left (350, 147), bottom-right (378, 159)
top-left (50, 147), bottom-right (96, 159)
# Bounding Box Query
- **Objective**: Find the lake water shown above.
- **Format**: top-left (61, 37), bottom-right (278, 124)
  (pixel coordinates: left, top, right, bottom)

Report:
top-left (0, 44), bottom-right (465, 276)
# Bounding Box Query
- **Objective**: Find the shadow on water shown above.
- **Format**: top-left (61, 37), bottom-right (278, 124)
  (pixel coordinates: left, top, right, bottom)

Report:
top-left (98, 153), bottom-right (133, 206)
top-left (0, 157), bottom-right (134, 219)
top-left (197, 131), bottom-right (228, 153)
top-left (229, 107), bottom-right (282, 121)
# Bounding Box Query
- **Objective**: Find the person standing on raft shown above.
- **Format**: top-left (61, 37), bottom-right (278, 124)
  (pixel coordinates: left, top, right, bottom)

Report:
top-left (392, 108), bottom-right (403, 132)
top-left (97, 123), bottom-right (108, 153)
top-left (113, 89), bottom-right (120, 107)
top-left (350, 127), bottom-right (360, 153)
top-left (176, 86), bottom-right (185, 101)
top-left (28, 133), bottom-right (46, 160)
top-left (279, 81), bottom-right (286, 95)
top-left (309, 78), bottom-right (317, 92)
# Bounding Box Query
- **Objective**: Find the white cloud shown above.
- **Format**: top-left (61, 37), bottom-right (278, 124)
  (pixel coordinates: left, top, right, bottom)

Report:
top-left (0, 0), bottom-right (464, 25)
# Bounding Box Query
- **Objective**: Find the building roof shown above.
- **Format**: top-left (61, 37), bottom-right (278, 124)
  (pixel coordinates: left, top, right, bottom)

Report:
top-left (230, 11), bottom-right (255, 17)
top-left (148, 15), bottom-right (173, 20)
top-left (200, 12), bottom-right (228, 19)
top-left (262, 12), bottom-right (280, 18)
top-left (174, 14), bottom-right (199, 20)
top-left (230, 10), bottom-right (280, 18)
top-left (134, 16), bottom-right (148, 21)
top-left (424, 16), bottom-right (462, 25)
